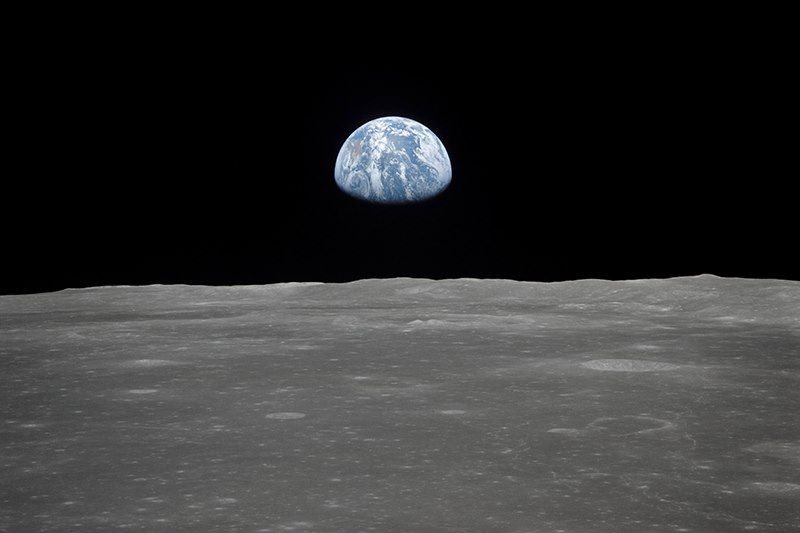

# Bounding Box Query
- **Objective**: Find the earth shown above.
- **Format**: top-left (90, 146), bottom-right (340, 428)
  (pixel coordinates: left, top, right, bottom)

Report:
top-left (335, 116), bottom-right (451, 203)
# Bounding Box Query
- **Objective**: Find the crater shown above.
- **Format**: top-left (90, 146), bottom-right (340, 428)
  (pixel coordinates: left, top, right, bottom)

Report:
top-left (632, 344), bottom-right (662, 351)
top-left (547, 428), bottom-right (584, 437)
top-left (120, 359), bottom-right (183, 368)
top-left (265, 412), bottom-right (306, 420)
top-left (587, 416), bottom-right (676, 436)
top-left (745, 442), bottom-right (800, 463)
top-left (580, 359), bottom-right (680, 372)
top-left (748, 482), bottom-right (800, 494)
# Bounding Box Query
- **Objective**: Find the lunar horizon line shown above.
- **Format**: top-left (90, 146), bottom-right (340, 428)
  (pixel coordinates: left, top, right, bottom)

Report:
top-left (15, 273), bottom-right (795, 295)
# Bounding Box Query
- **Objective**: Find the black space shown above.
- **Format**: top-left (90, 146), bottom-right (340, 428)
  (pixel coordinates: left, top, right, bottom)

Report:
top-left (4, 39), bottom-right (796, 294)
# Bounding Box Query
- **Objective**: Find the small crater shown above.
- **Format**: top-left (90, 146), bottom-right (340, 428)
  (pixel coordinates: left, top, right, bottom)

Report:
top-left (587, 416), bottom-right (676, 436)
top-left (120, 359), bottom-right (182, 368)
top-left (276, 522), bottom-right (314, 531)
top-left (547, 428), bottom-right (584, 437)
top-left (265, 412), bottom-right (306, 420)
top-left (407, 319), bottom-right (450, 327)
top-left (632, 344), bottom-right (662, 351)
top-left (745, 442), bottom-right (800, 463)
top-left (748, 482), bottom-right (800, 494)
top-left (581, 359), bottom-right (680, 372)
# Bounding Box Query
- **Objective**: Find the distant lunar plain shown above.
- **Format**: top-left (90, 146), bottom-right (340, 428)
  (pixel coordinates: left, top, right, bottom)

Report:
top-left (1, 276), bottom-right (799, 531)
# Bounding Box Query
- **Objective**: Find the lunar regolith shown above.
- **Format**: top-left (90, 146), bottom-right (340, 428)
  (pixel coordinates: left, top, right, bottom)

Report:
top-left (1, 275), bottom-right (799, 531)
top-left (580, 359), bottom-right (681, 372)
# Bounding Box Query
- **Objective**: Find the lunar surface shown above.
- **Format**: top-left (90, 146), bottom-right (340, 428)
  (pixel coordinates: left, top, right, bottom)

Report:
top-left (1, 275), bottom-right (799, 531)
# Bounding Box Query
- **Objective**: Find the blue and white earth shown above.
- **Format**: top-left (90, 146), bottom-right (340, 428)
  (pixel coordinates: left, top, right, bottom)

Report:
top-left (335, 116), bottom-right (452, 203)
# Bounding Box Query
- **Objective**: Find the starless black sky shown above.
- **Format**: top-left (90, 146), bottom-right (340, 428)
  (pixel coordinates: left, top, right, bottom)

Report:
top-left (3, 36), bottom-right (796, 294)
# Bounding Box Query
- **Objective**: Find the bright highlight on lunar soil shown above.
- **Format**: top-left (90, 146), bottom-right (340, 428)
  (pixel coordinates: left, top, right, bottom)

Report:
top-left (335, 117), bottom-right (452, 203)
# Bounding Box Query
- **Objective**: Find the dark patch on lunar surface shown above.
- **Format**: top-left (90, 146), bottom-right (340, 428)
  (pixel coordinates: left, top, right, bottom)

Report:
top-left (1, 276), bottom-right (799, 531)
